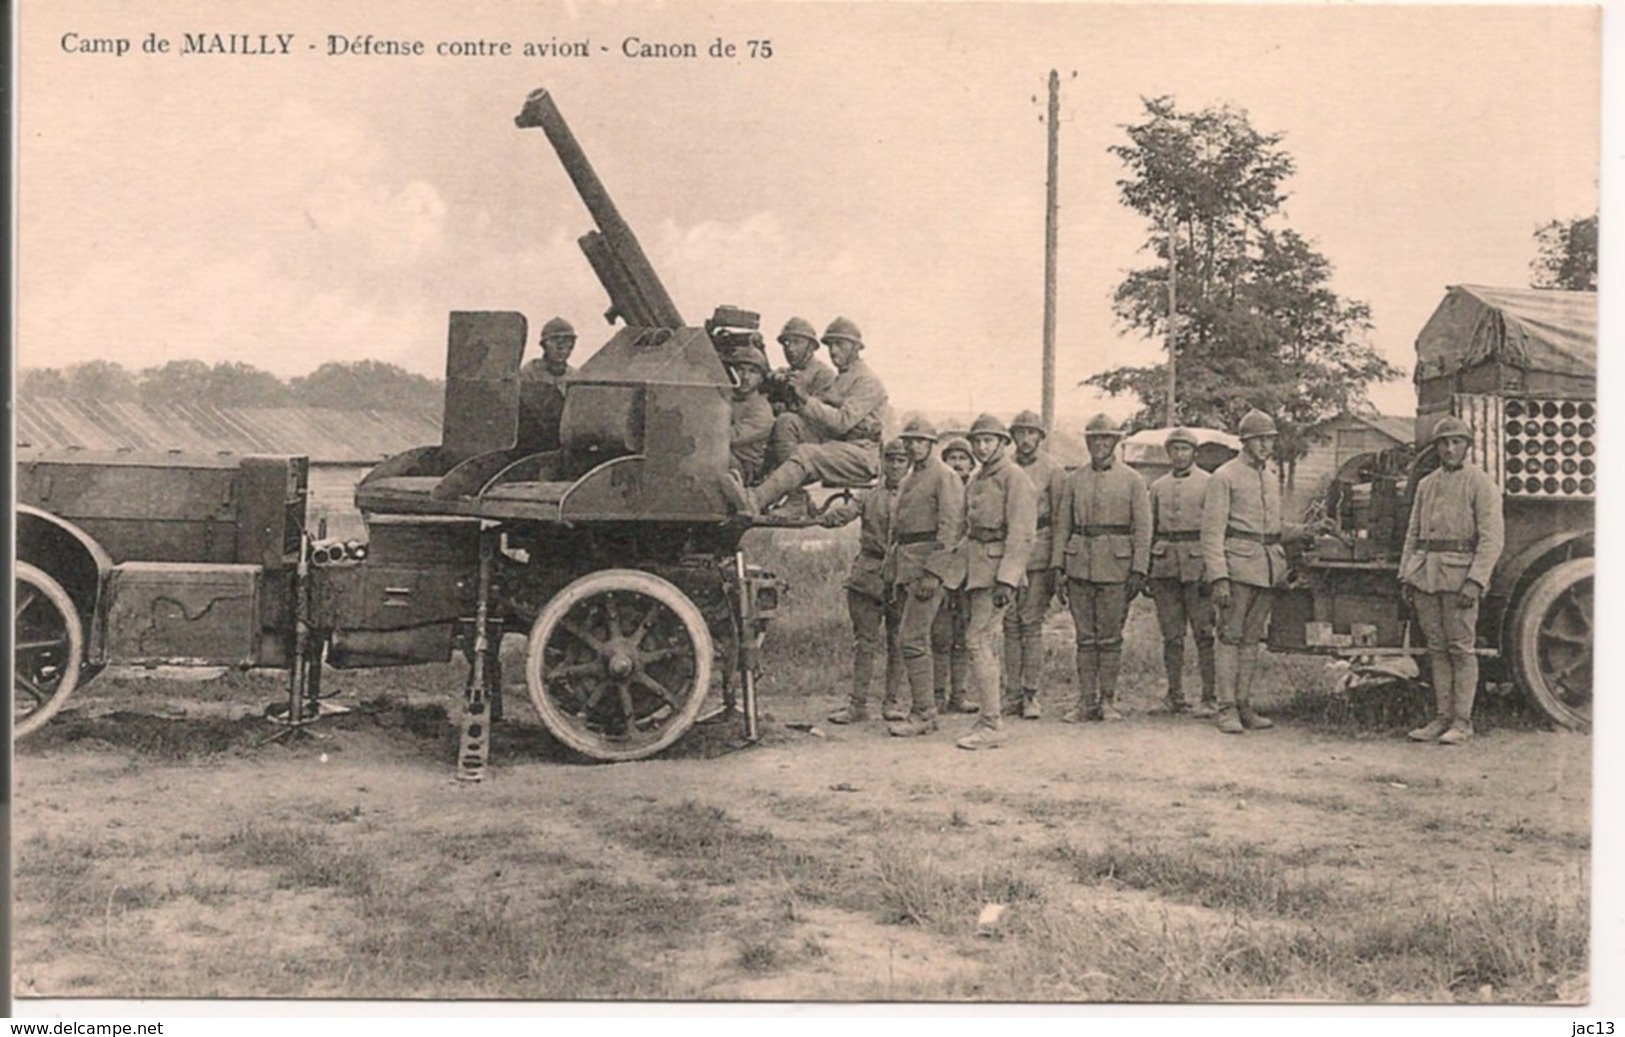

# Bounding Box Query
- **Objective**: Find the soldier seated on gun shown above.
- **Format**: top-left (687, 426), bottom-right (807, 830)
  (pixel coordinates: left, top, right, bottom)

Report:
top-left (723, 343), bottom-right (775, 486)
top-left (736, 316), bottom-right (889, 519)
top-left (765, 317), bottom-right (838, 418)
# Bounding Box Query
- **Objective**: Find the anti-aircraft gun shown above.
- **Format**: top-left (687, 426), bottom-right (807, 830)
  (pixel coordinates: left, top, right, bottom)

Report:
top-left (15, 88), bottom-right (785, 773)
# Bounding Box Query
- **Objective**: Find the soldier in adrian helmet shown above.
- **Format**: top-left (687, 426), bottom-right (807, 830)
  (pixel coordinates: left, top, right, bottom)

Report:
top-left (885, 417), bottom-right (966, 737)
top-left (952, 415), bottom-right (1037, 751)
top-left (1148, 427), bottom-right (1219, 716)
top-left (1002, 409), bottom-right (1068, 720)
top-left (933, 435), bottom-right (977, 714)
top-left (721, 344), bottom-right (775, 486)
top-left (518, 316), bottom-right (578, 450)
top-left (1050, 414), bottom-right (1152, 723)
top-left (1400, 416), bottom-right (1505, 745)
top-left (741, 316), bottom-right (889, 517)
top-left (820, 438), bottom-right (913, 724)
top-left (769, 317), bottom-right (838, 421)
top-left (1200, 409), bottom-right (1328, 734)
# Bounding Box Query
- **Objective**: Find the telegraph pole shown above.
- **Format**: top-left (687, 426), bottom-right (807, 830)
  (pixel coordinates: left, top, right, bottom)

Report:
top-left (1165, 209), bottom-right (1178, 427)
top-left (1042, 70), bottom-right (1059, 435)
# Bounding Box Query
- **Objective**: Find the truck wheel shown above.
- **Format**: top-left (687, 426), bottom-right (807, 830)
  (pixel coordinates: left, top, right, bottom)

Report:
top-left (524, 569), bottom-right (713, 761)
top-left (1510, 556), bottom-right (1592, 731)
top-left (14, 562), bottom-right (85, 739)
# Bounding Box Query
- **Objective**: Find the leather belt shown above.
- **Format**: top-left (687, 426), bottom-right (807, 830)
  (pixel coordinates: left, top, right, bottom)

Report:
top-left (1418, 538), bottom-right (1477, 552)
top-left (1226, 527), bottom-right (1281, 544)
top-left (861, 546), bottom-right (886, 560)
top-left (1157, 530), bottom-right (1201, 542)
top-left (895, 531), bottom-right (936, 545)
top-left (1082, 524), bottom-right (1132, 536)
top-left (968, 527), bottom-right (1006, 543)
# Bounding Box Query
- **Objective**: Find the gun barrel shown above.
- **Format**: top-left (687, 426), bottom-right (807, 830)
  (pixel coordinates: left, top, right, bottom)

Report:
top-left (516, 88), bottom-right (684, 329)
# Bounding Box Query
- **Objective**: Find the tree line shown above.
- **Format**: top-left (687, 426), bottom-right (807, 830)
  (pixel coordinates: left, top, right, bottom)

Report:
top-left (1089, 95), bottom-right (1598, 464)
top-left (18, 359), bottom-right (445, 414)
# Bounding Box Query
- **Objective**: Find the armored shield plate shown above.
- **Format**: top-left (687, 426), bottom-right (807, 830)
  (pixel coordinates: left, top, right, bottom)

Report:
top-left (443, 312), bottom-right (527, 459)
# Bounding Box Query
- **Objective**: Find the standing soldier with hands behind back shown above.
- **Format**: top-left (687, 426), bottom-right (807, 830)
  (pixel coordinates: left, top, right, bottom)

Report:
top-left (953, 415), bottom-right (1037, 751)
top-left (1400, 416), bottom-right (1505, 745)
top-left (887, 417), bottom-right (966, 737)
top-left (1148, 427), bottom-right (1219, 716)
top-left (1201, 409), bottom-right (1327, 734)
top-left (1003, 410), bottom-right (1068, 720)
top-left (1050, 415), bottom-right (1151, 723)
top-left (821, 438), bottom-right (913, 725)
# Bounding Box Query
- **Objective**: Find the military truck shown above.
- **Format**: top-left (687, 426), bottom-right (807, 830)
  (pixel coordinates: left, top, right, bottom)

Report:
top-left (15, 88), bottom-right (788, 773)
top-left (1270, 285), bottom-right (1594, 730)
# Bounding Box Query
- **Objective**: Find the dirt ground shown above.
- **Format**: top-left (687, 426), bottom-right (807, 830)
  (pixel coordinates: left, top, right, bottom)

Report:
top-left (11, 625), bottom-right (1593, 1004)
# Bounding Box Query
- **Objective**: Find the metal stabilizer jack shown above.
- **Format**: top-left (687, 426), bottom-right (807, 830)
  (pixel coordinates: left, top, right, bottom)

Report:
top-left (458, 532), bottom-right (498, 782)
top-left (262, 531), bottom-right (334, 745)
top-left (735, 551), bottom-right (761, 744)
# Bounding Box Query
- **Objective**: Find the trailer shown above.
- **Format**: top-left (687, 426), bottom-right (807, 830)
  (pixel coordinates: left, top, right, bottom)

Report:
top-left (1270, 285), bottom-right (1595, 730)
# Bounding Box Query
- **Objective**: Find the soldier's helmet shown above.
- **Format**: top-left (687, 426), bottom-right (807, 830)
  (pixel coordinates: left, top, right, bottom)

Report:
top-left (778, 316), bottom-right (819, 345)
top-left (883, 437), bottom-right (910, 459)
top-left (1010, 409), bottom-right (1046, 436)
top-left (969, 413), bottom-right (1012, 441)
top-left (541, 316), bottom-right (576, 340)
top-left (1237, 409), bottom-right (1279, 440)
top-left (1431, 415), bottom-right (1473, 443)
top-left (1084, 413), bottom-right (1125, 438)
top-left (821, 316), bottom-right (864, 347)
top-left (724, 344), bottom-right (771, 373)
top-left (1164, 427), bottom-right (1199, 449)
top-left (940, 436), bottom-right (974, 461)
top-left (900, 416), bottom-right (939, 442)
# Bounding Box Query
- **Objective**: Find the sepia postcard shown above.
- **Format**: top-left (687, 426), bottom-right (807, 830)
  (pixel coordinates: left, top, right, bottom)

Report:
top-left (9, 0), bottom-right (1617, 1023)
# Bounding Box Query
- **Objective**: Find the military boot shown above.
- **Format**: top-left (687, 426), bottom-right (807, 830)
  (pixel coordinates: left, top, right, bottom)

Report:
top-left (1408, 657), bottom-right (1454, 742)
top-left (955, 725), bottom-right (1008, 750)
top-left (749, 460), bottom-right (810, 518)
top-left (1438, 659), bottom-right (1478, 745)
top-left (1235, 645), bottom-right (1274, 730)
top-left (1192, 639), bottom-right (1218, 716)
top-left (946, 687), bottom-right (978, 713)
top-left (1097, 649), bottom-right (1125, 721)
top-left (828, 703), bottom-right (869, 724)
top-left (888, 714), bottom-right (939, 737)
top-left (1213, 642), bottom-right (1245, 734)
top-left (1021, 688), bottom-right (1042, 720)
top-left (1062, 648), bottom-right (1099, 723)
top-left (934, 688), bottom-right (949, 715)
top-left (1162, 639), bottom-right (1189, 712)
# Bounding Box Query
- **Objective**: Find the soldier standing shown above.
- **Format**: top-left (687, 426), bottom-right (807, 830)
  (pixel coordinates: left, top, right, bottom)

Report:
top-left (770, 317), bottom-right (838, 422)
top-left (1201, 409), bottom-right (1325, 734)
top-left (821, 438), bottom-right (913, 724)
top-left (887, 417), bottom-right (966, 736)
top-left (1400, 416), bottom-right (1505, 745)
top-left (722, 344), bottom-right (775, 485)
top-left (1051, 415), bottom-right (1151, 722)
top-left (1148, 427), bottom-right (1218, 716)
top-left (953, 415), bottom-right (1037, 751)
top-left (744, 317), bottom-right (888, 516)
top-left (1002, 410), bottom-right (1067, 719)
top-left (933, 436), bottom-right (978, 713)
top-left (518, 316), bottom-right (577, 450)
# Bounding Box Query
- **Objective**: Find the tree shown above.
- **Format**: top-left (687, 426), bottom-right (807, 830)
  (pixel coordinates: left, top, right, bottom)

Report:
top-left (289, 360), bottom-right (443, 413)
top-left (1530, 213), bottom-right (1597, 291)
top-left (19, 368), bottom-right (69, 398)
top-left (1086, 97), bottom-right (1400, 463)
top-left (63, 360), bottom-right (138, 401)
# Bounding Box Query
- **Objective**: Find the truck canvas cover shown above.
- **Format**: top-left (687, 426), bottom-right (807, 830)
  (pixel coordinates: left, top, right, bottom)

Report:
top-left (1414, 284), bottom-right (1596, 393)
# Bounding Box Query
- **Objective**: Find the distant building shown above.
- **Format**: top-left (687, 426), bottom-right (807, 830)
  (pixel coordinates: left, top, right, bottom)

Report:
top-left (1287, 412), bottom-right (1414, 516)
top-left (16, 398), bottom-right (442, 539)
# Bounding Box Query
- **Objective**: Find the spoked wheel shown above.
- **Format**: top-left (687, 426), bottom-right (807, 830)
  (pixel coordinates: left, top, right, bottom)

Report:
top-left (14, 562), bottom-right (85, 739)
top-left (525, 569), bottom-right (713, 761)
top-left (1511, 556), bottom-right (1593, 731)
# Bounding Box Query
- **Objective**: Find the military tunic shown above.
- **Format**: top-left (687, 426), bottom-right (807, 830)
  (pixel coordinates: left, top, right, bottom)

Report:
top-left (764, 358), bottom-right (888, 490)
top-left (785, 356), bottom-right (837, 402)
top-left (1400, 463), bottom-right (1505, 595)
top-left (518, 360), bottom-right (571, 451)
top-left (1200, 455), bottom-right (1297, 589)
top-left (1051, 460), bottom-right (1152, 582)
top-left (728, 391), bottom-right (774, 484)
top-left (954, 450), bottom-right (1038, 731)
top-left (890, 455), bottom-right (967, 719)
top-left (1148, 466), bottom-right (1216, 706)
top-left (822, 483), bottom-right (905, 712)
top-left (1003, 451), bottom-right (1067, 699)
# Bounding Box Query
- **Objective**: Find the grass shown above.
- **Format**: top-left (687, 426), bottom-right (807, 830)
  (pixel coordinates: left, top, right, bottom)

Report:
top-left (1051, 839), bottom-right (1341, 920)
top-left (871, 839), bottom-right (1043, 932)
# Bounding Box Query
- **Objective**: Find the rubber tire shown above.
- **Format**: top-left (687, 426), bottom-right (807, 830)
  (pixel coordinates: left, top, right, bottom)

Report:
top-left (14, 561), bottom-right (85, 739)
top-left (524, 569), bottom-right (713, 762)
top-left (1510, 555), bottom-right (1593, 732)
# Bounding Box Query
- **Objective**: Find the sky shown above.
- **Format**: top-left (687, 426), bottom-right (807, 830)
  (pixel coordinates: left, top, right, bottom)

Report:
top-left (15, 1), bottom-right (1600, 425)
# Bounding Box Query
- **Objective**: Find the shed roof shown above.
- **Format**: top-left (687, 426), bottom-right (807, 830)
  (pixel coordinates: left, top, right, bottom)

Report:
top-left (1415, 284), bottom-right (1595, 382)
top-left (16, 398), bottom-right (443, 464)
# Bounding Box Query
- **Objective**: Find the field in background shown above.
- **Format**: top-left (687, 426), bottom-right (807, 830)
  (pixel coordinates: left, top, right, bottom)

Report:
top-left (11, 527), bottom-right (1591, 1004)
